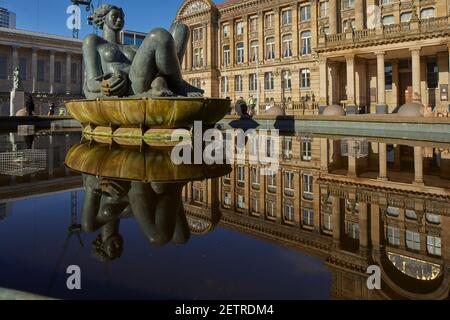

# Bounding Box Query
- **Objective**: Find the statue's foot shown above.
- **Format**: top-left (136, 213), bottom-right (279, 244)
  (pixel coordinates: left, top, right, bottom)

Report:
top-left (181, 80), bottom-right (204, 97)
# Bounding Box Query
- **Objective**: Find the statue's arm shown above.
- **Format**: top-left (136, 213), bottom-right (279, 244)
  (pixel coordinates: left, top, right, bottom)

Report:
top-left (83, 34), bottom-right (104, 95)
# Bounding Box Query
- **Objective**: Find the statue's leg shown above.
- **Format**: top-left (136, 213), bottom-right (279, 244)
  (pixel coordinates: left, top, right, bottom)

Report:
top-left (129, 28), bottom-right (183, 95)
top-left (169, 22), bottom-right (190, 64)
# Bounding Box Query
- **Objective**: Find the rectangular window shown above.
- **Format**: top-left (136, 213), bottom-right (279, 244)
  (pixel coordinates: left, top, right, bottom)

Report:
top-left (236, 43), bottom-right (244, 64)
top-left (224, 192), bottom-right (232, 205)
top-left (223, 25), bottom-right (229, 37)
top-left (264, 72), bottom-right (274, 90)
top-left (346, 221), bottom-right (359, 239)
top-left (284, 171), bottom-right (294, 195)
top-left (236, 21), bottom-right (244, 35)
top-left (193, 188), bottom-right (203, 203)
top-left (385, 63), bottom-right (393, 90)
top-left (19, 57), bottom-right (27, 81)
top-left (301, 138), bottom-right (312, 161)
top-left (427, 235), bottom-right (441, 256)
top-left (284, 204), bottom-right (295, 222)
top-left (251, 167), bottom-right (260, 185)
top-left (387, 226), bottom-right (400, 245)
top-left (282, 10), bottom-right (292, 26)
top-left (237, 194), bottom-right (245, 209)
top-left (387, 206), bottom-right (400, 217)
top-left (37, 59), bottom-right (45, 82)
top-left (251, 198), bottom-right (259, 214)
top-left (223, 173), bottom-right (231, 185)
top-left (123, 34), bottom-right (134, 45)
top-left (320, 1), bottom-right (329, 18)
top-left (221, 76), bottom-right (229, 93)
top-left (266, 200), bottom-right (276, 217)
top-left (250, 41), bottom-right (259, 62)
top-left (265, 13), bottom-right (274, 29)
top-left (300, 5), bottom-right (311, 21)
top-left (300, 69), bottom-right (311, 89)
top-left (223, 45), bottom-right (230, 66)
top-left (265, 38), bottom-right (275, 60)
top-left (235, 75), bottom-right (243, 92)
top-left (237, 166), bottom-right (245, 184)
top-left (282, 35), bottom-right (293, 58)
top-left (302, 208), bottom-right (314, 226)
top-left (342, 0), bottom-right (355, 10)
top-left (406, 230), bottom-right (420, 251)
top-left (249, 73), bottom-right (258, 91)
top-left (303, 174), bottom-right (313, 199)
top-left (301, 31), bottom-right (311, 55)
top-left (322, 212), bottom-right (333, 231)
top-left (283, 137), bottom-right (292, 159)
top-left (250, 17), bottom-right (258, 33)
top-left (267, 169), bottom-right (277, 191)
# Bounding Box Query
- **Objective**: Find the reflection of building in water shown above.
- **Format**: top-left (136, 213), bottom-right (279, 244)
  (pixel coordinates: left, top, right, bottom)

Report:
top-left (0, 149), bottom-right (46, 176)
top-left (0, 202), bottom-right (12, 220)
top-left (182, 133), bottom-right (450, 299)
top-left (0, 133), bottom-right (82, 200)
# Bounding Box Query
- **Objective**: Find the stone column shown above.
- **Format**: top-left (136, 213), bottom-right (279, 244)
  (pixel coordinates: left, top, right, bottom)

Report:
top-left (187, 29), bottom-right (192, 70)
top-left (320, 138), bottom-right (329, 172)
top-left (414, 146), bottom-right (424, 184)
top-left (359, 202), bottom-right (369, 250)
top-left (346, 54), bottom-right (356, 113)
top-left (332, 196), bottom-right (341, 247)
top-left (274, 7), bottom-right (281, 61)
top-left (329, 0), bottom-right (337, 34)
top-left (311, 0), bottom-right (318, 48)
top-left (49, 51), bottom-right (55, 94)
top-left (319, 57), bottom-right (328, 113)
top-left (378, 142), bottom-right (388, 180)
top-left (243, 16), bottom-right (248, 64)
top-left (376, 51), bottom-right (387, 114)
top-left (66, 53), bottom-right (72, 94)
top-left (257, 12), bottom-right (264, 63)
top-left (291, 3), bottom-right (299, 57)
top-left (203, 23), bottom-right (208, 67)
top-left (355, 0), bottom-right (364, 30)
top-left (12, 46), bottom-right (19, 70)
top-left (411, 48), bottom-right (422, 103)
top-left (348, 154), bottom-right (357, 176)
top-left (32, 48), bottom-right (38, 93)
top-left (229, 19), bottom-right (235, 68)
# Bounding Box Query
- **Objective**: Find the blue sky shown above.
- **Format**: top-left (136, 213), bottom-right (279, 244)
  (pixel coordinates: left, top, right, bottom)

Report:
top-left (1, 0), bottom-right (199, 38)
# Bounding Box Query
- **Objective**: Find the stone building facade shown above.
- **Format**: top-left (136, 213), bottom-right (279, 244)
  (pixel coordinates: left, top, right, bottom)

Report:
top-left (175, 0), bottom-right (450, 115)
top-left (0, 27), bottom-right (84, 115)
top-left (182, 132), bottom-right (450, 299)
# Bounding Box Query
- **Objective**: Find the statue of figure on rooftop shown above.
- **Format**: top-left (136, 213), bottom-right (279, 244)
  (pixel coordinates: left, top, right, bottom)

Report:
top-left (12, 67), bottom-right (23, 91)
top-left (83, 4), bottom-right (203, 99)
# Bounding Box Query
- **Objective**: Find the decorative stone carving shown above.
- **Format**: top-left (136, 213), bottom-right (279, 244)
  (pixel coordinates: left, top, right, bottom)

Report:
top-left (180, 0), bottom-right (210, 16)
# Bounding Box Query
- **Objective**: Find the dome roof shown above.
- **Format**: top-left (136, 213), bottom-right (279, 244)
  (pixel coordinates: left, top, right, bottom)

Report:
top-left (323, 104), bottom-right (345, 116)
top-left (265, 106), bottom-right (285, 116)
top-left (397, 102), bottom-right (424, 117)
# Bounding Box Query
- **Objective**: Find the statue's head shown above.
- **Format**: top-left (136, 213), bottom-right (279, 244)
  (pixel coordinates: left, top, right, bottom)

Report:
top-left (92, 4), bottom-right (124, 31)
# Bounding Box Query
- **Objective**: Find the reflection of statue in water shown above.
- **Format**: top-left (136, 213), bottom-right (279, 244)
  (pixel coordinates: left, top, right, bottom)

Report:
top-left (81, 174), bottom-right (190, 262)
top-left (13, 67), bottom-right (23, 91)
top-left (83, 4), bottom-right (203, 99)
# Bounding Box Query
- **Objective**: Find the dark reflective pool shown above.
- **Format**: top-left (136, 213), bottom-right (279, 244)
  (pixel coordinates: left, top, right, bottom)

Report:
top-left (0, 130), bottom-right (449, 300)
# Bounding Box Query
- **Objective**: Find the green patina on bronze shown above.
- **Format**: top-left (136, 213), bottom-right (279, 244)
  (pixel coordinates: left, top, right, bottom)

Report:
top-left (65, 142), bottom-right (231, 183)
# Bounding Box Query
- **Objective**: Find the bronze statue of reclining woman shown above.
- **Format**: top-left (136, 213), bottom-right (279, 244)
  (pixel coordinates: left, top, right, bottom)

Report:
top-left (83, 4), bottom-right (203, 99)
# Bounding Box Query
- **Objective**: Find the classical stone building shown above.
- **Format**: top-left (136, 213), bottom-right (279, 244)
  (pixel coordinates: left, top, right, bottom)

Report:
top-left (182, 132), bottom-right (450, 299)
top-left (0, 27), bottom-right (84, 115)
top-left (175, 0), bottom-right (450, 115)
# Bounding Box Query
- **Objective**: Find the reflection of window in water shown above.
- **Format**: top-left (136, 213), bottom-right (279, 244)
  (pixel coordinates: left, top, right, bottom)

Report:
top-left (0, 203), bottom-right (7, 220)
top-left (387, 252), bottom-right (441, 280)
top-left (0, 149), bottom-right (47, 176)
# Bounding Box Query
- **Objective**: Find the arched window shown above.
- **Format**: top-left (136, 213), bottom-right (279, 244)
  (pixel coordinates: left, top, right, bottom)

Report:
top-left (300, 31), bottom-right (311, 55)
top-left (300, 68), bottom-right (310, 88)
top-left (250, 40), bottom-right (259, 62)
top-left (282, 34), bottom-right (293, 58)
top-left (382, 15), bottom-right (395, 25)
top-left (400, 12), bottom-right (412, 23)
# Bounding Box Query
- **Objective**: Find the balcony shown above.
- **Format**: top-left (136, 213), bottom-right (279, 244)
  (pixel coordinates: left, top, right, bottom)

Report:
top-left (318, 16), bottom-right (450, 50)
